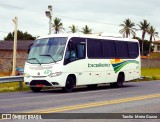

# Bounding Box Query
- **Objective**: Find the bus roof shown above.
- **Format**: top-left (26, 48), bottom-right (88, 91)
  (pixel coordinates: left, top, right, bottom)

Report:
top-left (37, 34), bottom-right (138, 42)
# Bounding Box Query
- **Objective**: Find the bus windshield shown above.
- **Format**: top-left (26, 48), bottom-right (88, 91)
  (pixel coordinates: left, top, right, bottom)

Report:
top-left (27, 37), bottom-right (67, 64)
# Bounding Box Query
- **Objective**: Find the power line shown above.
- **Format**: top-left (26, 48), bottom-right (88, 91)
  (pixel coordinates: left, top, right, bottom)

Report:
top-left (0, 3), bottom-right (119, 26)
top-left (0, 3), bottom-right (41, 13)
top-left (0, 31), bottom-right (9, 33)
top-left (57, 15), bottom-right (119, 26)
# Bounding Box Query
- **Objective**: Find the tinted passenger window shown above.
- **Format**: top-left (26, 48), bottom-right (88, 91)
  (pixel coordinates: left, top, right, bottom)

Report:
top-left (102, 41), bottom-right (116, 58)
top-left (128, 42), bottom-right (139, 58)
top-left (116, 41), bottom-right (129, 58)
top-left (87, 39), bottom-right (103, 58)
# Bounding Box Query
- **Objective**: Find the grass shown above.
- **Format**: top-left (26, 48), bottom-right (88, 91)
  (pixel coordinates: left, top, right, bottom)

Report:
top-left (0, 68), bottom-right (160, 93)
top-left (0, 82), bottom-right (30, 93)
top-left (141, 68), bottom-right (160, 80)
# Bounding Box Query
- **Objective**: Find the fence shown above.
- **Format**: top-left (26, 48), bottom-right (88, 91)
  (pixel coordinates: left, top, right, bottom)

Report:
top-left (0, 76), bottom-right (24, 90)
top-left (141, 59), bottom-right (160, 68)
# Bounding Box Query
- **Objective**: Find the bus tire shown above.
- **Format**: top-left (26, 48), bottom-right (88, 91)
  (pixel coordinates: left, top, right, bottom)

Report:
top-left (62, 77), bottom-right (75, 93)
top-left (110, 74), bottom-right (124, 88)
top-left (30, 87), bottom-right (42, 92)
top-left (87, 84), bottom-right (97, 89)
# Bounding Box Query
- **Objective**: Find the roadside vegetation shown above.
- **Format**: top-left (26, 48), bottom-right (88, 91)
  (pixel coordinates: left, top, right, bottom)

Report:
top-left (0, 82), bottom-right (29, 93)
top-left (141, 68), bottom-right (160, 80)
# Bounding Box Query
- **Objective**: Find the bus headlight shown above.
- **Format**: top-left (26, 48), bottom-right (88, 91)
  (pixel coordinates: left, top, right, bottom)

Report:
top-left (24, 73), bottom-right (31, 78)
top-left (48, 72), bottom-right (62, 77)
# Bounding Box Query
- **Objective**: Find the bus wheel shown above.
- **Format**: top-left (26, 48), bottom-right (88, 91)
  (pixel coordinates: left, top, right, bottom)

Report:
top-left (110, 74), bottom-right (124, 88)
top-left (62, 77), bottom-right (75, 93)
top-left (30, 87), bottom-right (42, 92)
top-left (87, 84), bottom-right (97, 89)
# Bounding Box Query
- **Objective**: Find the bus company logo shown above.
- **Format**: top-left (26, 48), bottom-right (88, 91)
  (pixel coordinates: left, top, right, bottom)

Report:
top-left (29, 66), bottom-right (53, 70)
top-left (88, 63), bottom-right (110, 68)
top-left (110, 59), bottom-right (139, 73)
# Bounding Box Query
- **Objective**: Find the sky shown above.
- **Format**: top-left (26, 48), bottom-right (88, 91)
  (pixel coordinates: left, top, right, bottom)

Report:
top-left (0, 0), bottom-right (160, 40)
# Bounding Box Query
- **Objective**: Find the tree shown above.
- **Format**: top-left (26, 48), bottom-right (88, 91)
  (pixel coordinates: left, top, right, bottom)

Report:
top-left (119, 18), bottom-right (136, 38)
top-left (69, 24), bottom-right (79, 33)
top-left (81, 25), bottom-right (92, 34)
top-left (133, 36), bottom-right (150, 55)
top-left (52, 17), bottom-right (64, 34)
top-left (4, 30), bottom-right (36, 40)
top-left (5, 32), bottom-right (13, 40)
top-left (138, 19), bottom-right (150, 55)
top-left (148, 26), bottom-right (159, 54)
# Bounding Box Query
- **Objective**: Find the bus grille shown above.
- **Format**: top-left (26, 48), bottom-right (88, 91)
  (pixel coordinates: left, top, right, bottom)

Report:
top-left (30, 80), bottom-right (52, 86)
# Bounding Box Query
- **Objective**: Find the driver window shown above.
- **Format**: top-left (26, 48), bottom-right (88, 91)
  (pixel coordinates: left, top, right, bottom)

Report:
top-left (64, 37), bottom-right (86, 65)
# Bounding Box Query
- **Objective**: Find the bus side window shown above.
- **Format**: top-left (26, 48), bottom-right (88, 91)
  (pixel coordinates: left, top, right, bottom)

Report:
top-left (64, 46), bottom-right (70, 60)
top-left (64, 42), bottom-right (77, 64)
top-left (69, 41), bottom-right (77, 61)
top-left (64, 41), bottom-right (85, 65)
top-left (76, 44), bottom-right (85, 59)
top-left (70, 50), bottom-right (77, 61)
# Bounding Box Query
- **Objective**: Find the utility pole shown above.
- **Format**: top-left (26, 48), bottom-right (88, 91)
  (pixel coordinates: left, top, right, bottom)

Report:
top-left (11, 17), bottom-right (18, 76)
top-left (45, 5), bottom-right (53, 35)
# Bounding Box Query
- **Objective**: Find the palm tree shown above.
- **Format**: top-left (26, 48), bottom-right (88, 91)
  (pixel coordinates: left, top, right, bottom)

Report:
top-left (148, 26), bottom-right (159, 54)
top-left (119, 18), bottom-right (136, 38)
top-left (81, 25), bottom-right (92, 34)
top-left (69, 24), bottom-right (79, 33)
top-left (52, 17), bottom-right (65, 34)
top-left (138, 19), bottom-right (150, 55)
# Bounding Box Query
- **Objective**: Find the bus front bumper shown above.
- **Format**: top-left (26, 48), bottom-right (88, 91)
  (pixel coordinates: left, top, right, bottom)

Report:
top-left (24, 75), bottom-right (66, 88)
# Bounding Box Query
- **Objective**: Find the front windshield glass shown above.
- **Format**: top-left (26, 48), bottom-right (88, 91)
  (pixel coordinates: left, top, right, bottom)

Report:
top-left (27, 37), bottom-right (67, 64)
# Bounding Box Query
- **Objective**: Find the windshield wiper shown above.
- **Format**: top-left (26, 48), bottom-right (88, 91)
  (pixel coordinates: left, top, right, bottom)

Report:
top-left (27, 58), bottom-right (41, 65)
top-left (40, 54), bottom-right (56, 63)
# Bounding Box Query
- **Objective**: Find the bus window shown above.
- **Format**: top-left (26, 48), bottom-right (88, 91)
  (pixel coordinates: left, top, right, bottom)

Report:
top-left (64, 45), bottom-right (70, 60)
top-left (64, 38), bottom-right (86, 65)
top-left (116, 41), bottom-right (129, 58)
top-left (64, 43), bottom-right (77, 64)
top-left (128, 42), bottom-right (139, 58)
top-left (102, 40), bottom-right (116, 58)
top-left (77, 44), bottom-right (85, 59)
top-left (87, 39), bottom-right (103, 58)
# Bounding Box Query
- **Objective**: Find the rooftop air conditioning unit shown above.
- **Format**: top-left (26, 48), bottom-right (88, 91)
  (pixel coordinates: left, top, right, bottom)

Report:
top-left (100, 33), bottom-right (122, 38)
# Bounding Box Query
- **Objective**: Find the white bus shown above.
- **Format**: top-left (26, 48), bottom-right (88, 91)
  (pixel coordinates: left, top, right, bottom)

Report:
top-left (24, 34), bottom-right (141, 92)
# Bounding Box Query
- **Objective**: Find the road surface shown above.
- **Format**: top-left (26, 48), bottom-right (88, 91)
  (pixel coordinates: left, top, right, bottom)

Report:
top-left (0, 80), bottom-right (160, 121)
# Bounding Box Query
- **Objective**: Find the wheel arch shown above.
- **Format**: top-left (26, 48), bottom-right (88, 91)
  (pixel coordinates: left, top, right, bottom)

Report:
top-left (118, 72), bottom-right (125, 81)
top-left (67, 74), bottom-right (77, 86)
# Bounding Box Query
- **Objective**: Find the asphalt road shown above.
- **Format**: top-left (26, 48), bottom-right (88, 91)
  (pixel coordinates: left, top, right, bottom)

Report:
top-left (0, 80), bottom-right (160, 122)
